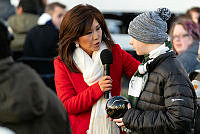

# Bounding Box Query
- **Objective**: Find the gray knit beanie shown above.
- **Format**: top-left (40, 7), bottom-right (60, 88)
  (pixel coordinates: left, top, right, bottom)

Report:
top-left (128, 8), bottom-right (171, 44)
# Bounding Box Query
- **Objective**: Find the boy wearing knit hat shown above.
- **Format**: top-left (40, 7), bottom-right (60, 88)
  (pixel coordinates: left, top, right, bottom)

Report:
top-left (112, 8), bottom-right (197, 134)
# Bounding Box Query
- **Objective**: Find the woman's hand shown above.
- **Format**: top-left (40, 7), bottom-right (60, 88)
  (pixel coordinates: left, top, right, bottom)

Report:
top-left (98, 76), bottom-right (112, 92)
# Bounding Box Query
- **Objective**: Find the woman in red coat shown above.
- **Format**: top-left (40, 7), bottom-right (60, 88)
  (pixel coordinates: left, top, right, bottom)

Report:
top-left (54, 4), bottom-right (140, 134)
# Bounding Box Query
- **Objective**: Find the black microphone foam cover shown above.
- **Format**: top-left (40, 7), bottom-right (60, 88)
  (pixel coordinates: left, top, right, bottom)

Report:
top-left (100, 49), bottom-right (113, 65)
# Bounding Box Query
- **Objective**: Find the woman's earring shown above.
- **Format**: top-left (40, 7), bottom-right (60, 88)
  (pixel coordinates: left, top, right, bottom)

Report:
top-left (75, 43), bottom-right (79, 48)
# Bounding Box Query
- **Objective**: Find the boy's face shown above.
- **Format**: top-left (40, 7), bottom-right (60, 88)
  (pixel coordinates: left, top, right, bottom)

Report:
top-left (129, 37), bottom-right (148, 55)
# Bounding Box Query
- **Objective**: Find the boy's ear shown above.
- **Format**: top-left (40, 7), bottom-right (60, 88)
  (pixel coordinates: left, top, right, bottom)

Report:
top-left (16, 6), bottom-right (23, 15)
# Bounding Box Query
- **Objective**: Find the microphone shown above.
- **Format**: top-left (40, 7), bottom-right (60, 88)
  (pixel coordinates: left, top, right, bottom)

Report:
top-left (100, 49), bottom-right (113, 99)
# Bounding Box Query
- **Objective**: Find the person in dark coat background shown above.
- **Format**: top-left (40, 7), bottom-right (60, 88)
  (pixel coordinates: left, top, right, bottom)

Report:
top-left (0, 19), bottom-right (71, 134)
top-left (23, 2), bottom-right (66, 58)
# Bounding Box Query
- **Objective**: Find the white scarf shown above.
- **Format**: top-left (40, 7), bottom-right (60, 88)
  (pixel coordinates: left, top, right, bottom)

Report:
top-left (129, 44), bottom-right (170, 99)
top-left (73, 43), bottom-right (107, 86)
top-left (73, 42), bottom-right (120, 134)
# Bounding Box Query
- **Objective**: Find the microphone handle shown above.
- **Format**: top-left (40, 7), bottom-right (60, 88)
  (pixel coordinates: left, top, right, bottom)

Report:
top-left (104, 64), bottom-right (110, 99)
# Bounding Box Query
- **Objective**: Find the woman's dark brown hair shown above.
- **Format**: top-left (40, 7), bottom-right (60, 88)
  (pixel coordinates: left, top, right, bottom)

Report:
top-left (58, 4), bottom-right (114, 72)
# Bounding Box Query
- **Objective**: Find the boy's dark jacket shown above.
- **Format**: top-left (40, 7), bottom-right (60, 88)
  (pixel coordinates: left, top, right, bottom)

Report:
top-left (123, 51), bottom-right (197, 134)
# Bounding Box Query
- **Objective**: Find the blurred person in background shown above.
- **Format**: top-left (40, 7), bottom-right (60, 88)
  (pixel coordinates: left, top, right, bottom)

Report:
top-left (0, 19), bottom-right (71, 134)
top-left (23, 2), bottom-right (66, 58)
top-left (169, 16), bottom-right (200, 73)
top-left (54, 4), bottom-right (140, 134)
top-left (185, 7), bottom-right (200, 27)
top-left (0, 0), bottom-right (15, 20)
top-left (7, 0), bottom-right (39, 52)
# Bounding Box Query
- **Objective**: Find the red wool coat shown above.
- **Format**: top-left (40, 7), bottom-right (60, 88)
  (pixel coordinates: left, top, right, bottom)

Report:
top-left (54, 44), bottom-right (140, 134)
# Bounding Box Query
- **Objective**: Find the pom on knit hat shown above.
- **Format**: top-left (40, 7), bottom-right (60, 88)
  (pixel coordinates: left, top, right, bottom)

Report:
top-left (128, 8), bottom-right (171, 44)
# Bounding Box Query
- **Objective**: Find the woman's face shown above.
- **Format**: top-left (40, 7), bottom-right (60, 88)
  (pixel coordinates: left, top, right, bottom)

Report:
top-left (172, 24), bottom-right (193, 55)
top-left (76, 19), bottom-right (102, 57)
